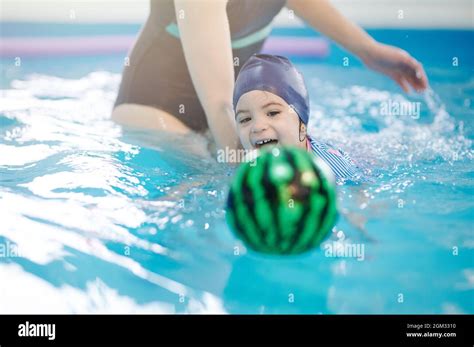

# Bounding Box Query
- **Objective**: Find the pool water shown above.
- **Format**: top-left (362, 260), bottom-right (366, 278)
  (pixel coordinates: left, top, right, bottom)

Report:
top-left (0, 28), bottom-right (473, 313)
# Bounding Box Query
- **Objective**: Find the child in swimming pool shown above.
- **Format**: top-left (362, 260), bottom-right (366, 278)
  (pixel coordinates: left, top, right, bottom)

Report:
top-left (233, 54), bottom-right (359, 181)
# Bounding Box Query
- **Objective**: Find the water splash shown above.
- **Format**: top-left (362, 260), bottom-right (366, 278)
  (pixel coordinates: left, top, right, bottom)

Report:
top-left (1, 68), bottom-right (472, 314)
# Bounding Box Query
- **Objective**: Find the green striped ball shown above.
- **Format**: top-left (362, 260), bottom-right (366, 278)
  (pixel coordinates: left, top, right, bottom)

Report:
top-left (226, 146), bottom-right (337, 255)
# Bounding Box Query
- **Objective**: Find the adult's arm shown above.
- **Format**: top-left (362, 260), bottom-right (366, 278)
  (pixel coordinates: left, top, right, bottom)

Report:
top-left (287, 0), bottom-right (428, 92)
top-left (174, 0), bottom-right (240, 153)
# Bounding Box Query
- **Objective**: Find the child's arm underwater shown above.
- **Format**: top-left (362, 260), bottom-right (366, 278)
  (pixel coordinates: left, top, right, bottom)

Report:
top-left (286, 0), bottom-right (429, 93)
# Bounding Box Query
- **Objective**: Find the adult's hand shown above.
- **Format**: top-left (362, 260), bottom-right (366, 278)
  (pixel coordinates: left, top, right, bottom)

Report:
top-left (360, 42), bottom-right (429, 93)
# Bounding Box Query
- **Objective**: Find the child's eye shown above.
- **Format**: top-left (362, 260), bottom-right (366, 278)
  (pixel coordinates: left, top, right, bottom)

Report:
top-left (268, 111), bottom-right (280, 117)
top-left (239, 117), bottom-right (251, 124)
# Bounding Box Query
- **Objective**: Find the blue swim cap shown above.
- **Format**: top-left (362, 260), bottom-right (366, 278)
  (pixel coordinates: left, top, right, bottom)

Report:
top-left (233, 54), bottom-right (310, 124)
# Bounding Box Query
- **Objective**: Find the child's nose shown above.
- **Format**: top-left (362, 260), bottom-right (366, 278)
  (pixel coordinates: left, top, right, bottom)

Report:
top-left (251, 116), bottom-right (269, 133)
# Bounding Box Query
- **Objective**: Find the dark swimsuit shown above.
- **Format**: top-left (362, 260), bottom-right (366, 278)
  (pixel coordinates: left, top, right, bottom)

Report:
top-left (114, 0), bottom-right (287, 133)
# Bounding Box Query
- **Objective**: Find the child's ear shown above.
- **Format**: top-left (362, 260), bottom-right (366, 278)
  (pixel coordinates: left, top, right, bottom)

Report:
top-left (300, 122), bottom-right (306, 133)
top-left (299, 121), bottom-right (307, 142)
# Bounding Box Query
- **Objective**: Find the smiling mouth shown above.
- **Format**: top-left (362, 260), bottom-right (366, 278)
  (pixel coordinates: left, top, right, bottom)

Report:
top-left (254, 139), bottom-right (279, 149)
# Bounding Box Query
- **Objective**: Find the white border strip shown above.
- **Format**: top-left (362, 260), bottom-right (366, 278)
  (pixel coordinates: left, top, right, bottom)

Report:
top-left (0, 0), bottom-right (472, 29)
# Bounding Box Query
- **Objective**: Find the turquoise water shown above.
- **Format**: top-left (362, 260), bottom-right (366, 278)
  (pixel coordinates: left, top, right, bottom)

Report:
top-left (0, 28), bottom-right (473, 313)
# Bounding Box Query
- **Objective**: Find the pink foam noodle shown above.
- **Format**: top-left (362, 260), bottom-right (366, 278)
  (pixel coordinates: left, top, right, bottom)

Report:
top-left (262, 37), bottom-right (330, 57)
top-left (0, 35), bottom-right (136, 57)
top-left (0, 35), bottom-right (329, 58)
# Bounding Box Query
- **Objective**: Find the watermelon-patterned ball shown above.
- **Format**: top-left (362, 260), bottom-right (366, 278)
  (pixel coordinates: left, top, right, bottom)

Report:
top-left (226, 146), bottom-right (337, 255)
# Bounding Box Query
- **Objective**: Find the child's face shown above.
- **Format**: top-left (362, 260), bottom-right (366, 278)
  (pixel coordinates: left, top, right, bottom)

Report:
top-left (235, 90), bottom-right (305, 151)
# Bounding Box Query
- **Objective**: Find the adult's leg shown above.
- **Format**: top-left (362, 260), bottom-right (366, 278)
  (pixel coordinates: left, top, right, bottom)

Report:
top-left (112, 103), bottom-right (215, 158)
top-left (112, 103), bottom-right (192, 135)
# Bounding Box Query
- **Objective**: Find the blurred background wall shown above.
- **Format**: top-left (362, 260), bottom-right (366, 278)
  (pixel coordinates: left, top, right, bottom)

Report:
top-left (1, 0), bottom-right (473, 28)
